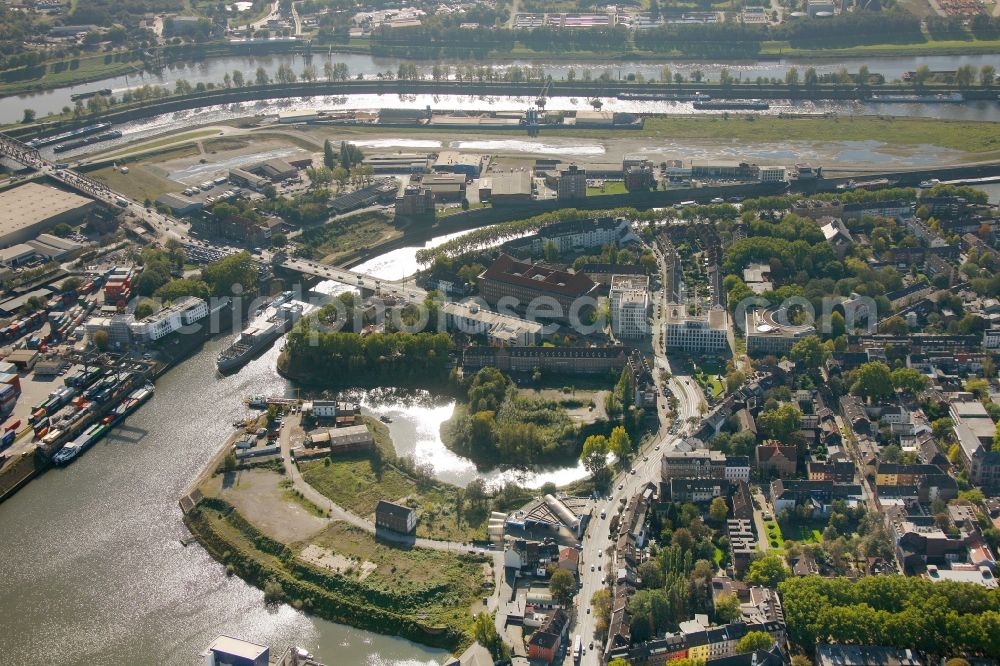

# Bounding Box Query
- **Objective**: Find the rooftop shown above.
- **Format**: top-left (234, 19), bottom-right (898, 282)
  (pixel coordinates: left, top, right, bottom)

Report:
top-left (0, 183), bottom-right (94, 237)
top-left (203, 635), bottom-right (268, 660)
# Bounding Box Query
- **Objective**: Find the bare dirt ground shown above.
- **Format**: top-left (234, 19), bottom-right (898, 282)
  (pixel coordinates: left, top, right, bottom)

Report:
top-left (202, 467), bottom-right (329, 543)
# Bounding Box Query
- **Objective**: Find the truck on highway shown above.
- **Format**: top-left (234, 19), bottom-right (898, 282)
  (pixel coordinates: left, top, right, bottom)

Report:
top-left (115, 197), bottom-right (128, 208)
top-left (572, 635), bottom-right (582, 663)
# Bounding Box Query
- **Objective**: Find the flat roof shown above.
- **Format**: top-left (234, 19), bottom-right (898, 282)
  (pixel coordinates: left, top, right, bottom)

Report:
top-left (0, 243), bottom-right (37, 261)
top-left (490, 170), bottom-right (532, 196)
top-left (0, 183), bottom-right (94, 238)
top-left (205, 635), bottom-right (268, 660)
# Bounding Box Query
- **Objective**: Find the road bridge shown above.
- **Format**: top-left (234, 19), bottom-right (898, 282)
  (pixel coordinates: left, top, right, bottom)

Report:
top-left (0, 132), bottom-right (424, 297)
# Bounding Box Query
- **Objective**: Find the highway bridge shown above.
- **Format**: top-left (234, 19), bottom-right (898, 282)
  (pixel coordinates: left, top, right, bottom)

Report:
top-left (0, 132), bottom-right (418, 296)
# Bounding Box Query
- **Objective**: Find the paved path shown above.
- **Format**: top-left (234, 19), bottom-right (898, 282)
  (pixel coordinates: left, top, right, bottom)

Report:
top-left (276, 412), bottom-right (507, 602)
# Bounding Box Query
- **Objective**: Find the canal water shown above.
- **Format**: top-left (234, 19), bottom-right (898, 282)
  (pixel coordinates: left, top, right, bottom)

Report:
top-left (0, 229), bottom-right (583, 665)
top-left (4, 51), bottom-right (1000, 124)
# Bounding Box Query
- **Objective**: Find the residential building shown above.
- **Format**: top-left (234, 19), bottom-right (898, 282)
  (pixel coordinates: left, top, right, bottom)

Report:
top-left (666, 478), bottom-right (730, 502)
top-left (526, 609), bottom-right (568, 663)
top-left (815, 645), bottom-right (924, 666)
top-left (808, 460), bottom-right (855, 482)
top-left (477, 254), bottom-right (598, 322)
top-left (725, 456), bottom-right (751, 482)
top-left (755, 441), bottom-right (797, 478)
top-left (556, 164), bottom-right (586, 200)
top-left (661, 449), bottom-right (727, 481)
top-left (513, 216), bottom-right (636, 256)
top-left (769, 479), bottom-right (862, 517)
top-left (952, 399), bottom-right (1000, 490)
top-left (746, 307), bottom-right (816, 356)
top-left (727, 518), bottom-right (758, 574)
top-left (610, 274), bottom-right (650, 339)
top-left (664, 305), bottom-right (730, 354)
top-left (375, 500), bottom-right (416, 534)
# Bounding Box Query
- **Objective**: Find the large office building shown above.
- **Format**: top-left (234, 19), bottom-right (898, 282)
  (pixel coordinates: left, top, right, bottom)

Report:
top-left (556, 164), bottom-right (587, 201)
top-left (0, 183), bottom-right (98, 246)
top-left (477, 254), bottom-right (598, 322)
top-left (129, 296), bottom-right (210, 342)
top-left (442, 300), bottom-right (543, 346)
top-left (745, 306), bottom-right (816, 356)
top-left (664, 305), bottom-right (730, 354)
top-left (610, 274), bottom-right (650, 339)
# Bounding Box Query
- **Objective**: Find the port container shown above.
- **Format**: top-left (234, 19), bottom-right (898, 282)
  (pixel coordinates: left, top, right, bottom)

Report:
top-left (6, 419), bottom-right (21, 432)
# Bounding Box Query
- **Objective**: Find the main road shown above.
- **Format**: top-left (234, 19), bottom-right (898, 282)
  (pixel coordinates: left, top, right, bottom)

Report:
top-left (569, 239), bottom-right (704, 665)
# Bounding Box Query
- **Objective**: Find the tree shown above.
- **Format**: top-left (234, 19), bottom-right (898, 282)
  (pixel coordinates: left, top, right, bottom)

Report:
top-left (323, 139), bottom-right (336, 169)
top-left (92, 329), bottom-right (109, 351)
top-left (791, 656), bottom-right (812, 666)
top-left (709, 497), bottom-right (729, 523)
top-left (543, 239), bottom-right (560, 262)
top-left (232, 70), bottom-right (244, 87)
top-left (472, 611), bottom-right (507, 659)
top-left (51, 222), bottom-right (73, 238)
top-left (581, 434), bottom-right (609, 477)
top-left (851, 361), bottom-right (894, 402)
top-left (715, 592), bottom-right (741, 623)
top-left (879, 315), bottom-right (908, 335)
top-left (804, 67), bottom-right (818, 87)
top-left (135, 300), bottom-right (155, 319)
top-left (549, 567), bottom-right (576, 605)
top-left (592, 588), bottom-right (612, 633)
top-left (955, 64), bottom-right (976, 88)
top-left (61, 276), bottom-right (83, 292)
top-left (21, 108), bottom-right (35, 124)
top-left (912, 64), bottom-right (931, 88)
top-left (255, 66), bottom-right (270, 85)
top-left (981, 64), bottom-right (996, 87)
top-left (790, 335), bottom-right (828, 371)
top-left (735, 631), bottom-right (775, 654)
top-left (744, 555), bottom-right (789, 587)
top-left (609, 425), bottom-right (633, 461)
top-left (758, 403), bottom-right (803, 441)
top-left (890, 367), bottom-right (929, 393)
top-left (201, 251), bottom-right (258, 296)
top-left (785, 67), bottom-right (799, 87)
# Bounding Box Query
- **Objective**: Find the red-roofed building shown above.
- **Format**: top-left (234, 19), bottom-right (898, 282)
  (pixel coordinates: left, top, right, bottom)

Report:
top-left (478, 254), bottom-right (598, 322)
top-left (558, 546), bottom-right (579, 574)
top-left (755, 441), bottom-right (797, 478)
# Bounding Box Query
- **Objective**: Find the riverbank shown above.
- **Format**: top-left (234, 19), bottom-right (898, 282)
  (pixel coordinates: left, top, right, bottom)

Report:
top-left (5, 35), bottom-right (1000, 98)
top-left (182, 495), bottom-right (481, 651)
top-left (181, 407), bottom-right (496, 652)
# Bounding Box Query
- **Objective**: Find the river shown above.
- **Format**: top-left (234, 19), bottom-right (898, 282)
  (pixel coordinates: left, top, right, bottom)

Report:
top-left (0, 228), bottom-right (586, 665)
top-left (4, 51), bottom-right (1000, 124)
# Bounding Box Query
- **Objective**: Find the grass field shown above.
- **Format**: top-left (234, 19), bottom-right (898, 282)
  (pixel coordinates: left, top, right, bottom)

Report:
top-left (587, 181), bottom-right (628, 196)
top-left (99, 130), bottom-right (218, 160)
top-left (297, 211), bottom-right (402, 264)
top-left (300, 455), bottom-right (490, 544)
top-left (89, 164), bottom-right (182, 202)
